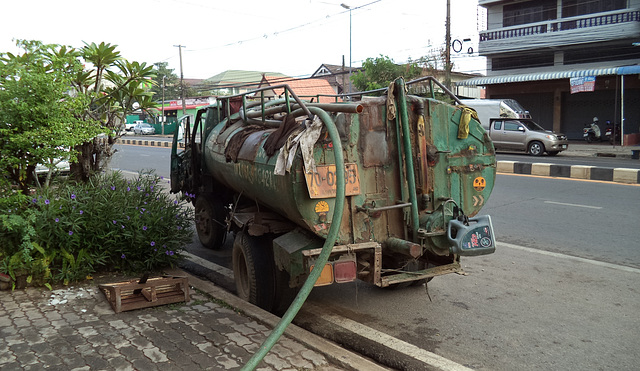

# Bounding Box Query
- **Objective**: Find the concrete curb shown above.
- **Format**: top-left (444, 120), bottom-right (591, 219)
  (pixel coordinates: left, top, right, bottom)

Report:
top-left (118, 138), bottom-right (179, 148)
top-left (165, 268), bottom-right (389, 371)
top-left (496, 160), bottom-right (640, 184)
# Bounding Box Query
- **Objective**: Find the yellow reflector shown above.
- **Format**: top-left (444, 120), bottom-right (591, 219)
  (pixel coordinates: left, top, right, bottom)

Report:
top-left (310, 263), bottom-right (334, 286)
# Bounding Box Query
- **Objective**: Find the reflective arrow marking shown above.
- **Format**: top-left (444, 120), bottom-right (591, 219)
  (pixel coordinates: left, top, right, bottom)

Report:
top-left (473, 195), bottom-right (484, 207)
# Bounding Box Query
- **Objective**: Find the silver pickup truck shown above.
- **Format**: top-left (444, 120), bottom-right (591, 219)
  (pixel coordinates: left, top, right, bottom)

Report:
top-left (460, 99), bottom-right (569, 156)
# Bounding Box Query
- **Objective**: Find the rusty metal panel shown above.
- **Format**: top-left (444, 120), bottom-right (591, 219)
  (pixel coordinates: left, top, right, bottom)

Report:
top-left (361, 131), bottom-right (389, 167)
top-left (237, 130), bottom-right (271, 161)
top-left (359, 102), bottom-right (390, 167)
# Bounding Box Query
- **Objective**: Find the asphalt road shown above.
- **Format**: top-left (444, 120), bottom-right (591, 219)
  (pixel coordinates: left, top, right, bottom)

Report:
top-left (485, 173), bottom-right (640, 268)
top-left (111, 144), bottom-right (170, 178)
top-left (111, 143), bottom-right (640, 371)
top-left (295, 173), bottom-right (640, 370)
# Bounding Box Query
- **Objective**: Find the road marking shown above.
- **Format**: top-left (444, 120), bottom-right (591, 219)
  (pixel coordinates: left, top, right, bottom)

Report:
top-left (498, 242), bottom-right (640, 274)
top-left (304, 305), bottom-right (474, 371)
top-left (183, 251), bottom-right (235, 278)
top-left (543, 200), bottom-right (602, 209)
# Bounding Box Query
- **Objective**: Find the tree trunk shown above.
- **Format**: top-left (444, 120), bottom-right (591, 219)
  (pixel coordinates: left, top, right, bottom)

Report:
top-left (70, 135), bottom-right (117, 182)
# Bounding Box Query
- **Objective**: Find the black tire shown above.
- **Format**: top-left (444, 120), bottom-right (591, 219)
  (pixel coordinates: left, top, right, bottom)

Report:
top-left (194, 195), bottom-right (226, 249)
top-left (233, 231), bottom-right (276, 311)
top-left (232, 231), bottom-right (299, 315)
top-left (272, 264), bottom-right (299, 316)
top-left (528, 141), bottom-right (544, 156)
top-left (547, 151), bottom-right (560, 156)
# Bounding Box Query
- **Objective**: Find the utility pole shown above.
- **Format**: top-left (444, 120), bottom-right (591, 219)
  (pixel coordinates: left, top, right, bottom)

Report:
top-left (174, 45), bottom-right (187, 115)
top-left (445, 0), bottom-right (452, 91)
top-left (340, 3), bottom-right (352, 95)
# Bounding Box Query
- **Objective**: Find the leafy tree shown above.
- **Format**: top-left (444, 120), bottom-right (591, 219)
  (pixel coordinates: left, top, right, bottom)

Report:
top-left (414, 47), bottom-right (452, 76)
top-left (150, 62), bottom-right (182, 101)
top-left (0, 40), bottom-right (101, 192)
top-left (68, 42), bottom-right (157, 181)
top-left (351, 55), bottom-right (422, 93)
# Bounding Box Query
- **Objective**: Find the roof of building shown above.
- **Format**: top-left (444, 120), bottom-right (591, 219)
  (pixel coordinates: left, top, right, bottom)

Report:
top-left (259, 75), bottom-right (339, 103)
top-left (204, 70), bottom-right (288, 87)
top-left (311, 64), bottom-right (349, 77)
top-left (183, 78), bottom-right (205, 87)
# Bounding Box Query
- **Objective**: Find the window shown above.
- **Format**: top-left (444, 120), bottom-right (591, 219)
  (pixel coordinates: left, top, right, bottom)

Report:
top-left (492, 53), bottom-right (554, 71)
top-left (315, 67), bottom-right (331, 76)
top-left (503, 0), bottom-right (557, 27)
top-left (493, 121), bottom-right (503, 130)
top-left (562, 0), bottom-right (626, 18)
top-left (565, 44), bottom-right (640, 65)
top-left (504, 121), bottom-right (522, 131)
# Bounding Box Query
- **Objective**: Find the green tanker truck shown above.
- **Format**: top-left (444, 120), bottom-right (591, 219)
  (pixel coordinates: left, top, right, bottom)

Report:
top-left (170, 77), bottom-right (496, 313)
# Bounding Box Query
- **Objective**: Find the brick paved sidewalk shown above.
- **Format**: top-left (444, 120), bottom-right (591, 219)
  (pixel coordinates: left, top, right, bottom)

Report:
top-left (0, 281), bottom-right (346, 371)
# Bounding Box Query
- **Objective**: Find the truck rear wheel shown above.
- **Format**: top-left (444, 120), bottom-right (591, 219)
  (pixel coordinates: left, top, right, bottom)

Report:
top-left (194, 195), bottom-right (226, 249)
top-left (233, 231), bottom-right (275, 311)
top-left (232, 231), bottom-right (297, 314)
top-left (528, 141), bottom-right (544, 156)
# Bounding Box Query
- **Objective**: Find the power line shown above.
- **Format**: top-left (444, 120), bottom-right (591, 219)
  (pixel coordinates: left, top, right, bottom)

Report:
top-left (180, 0), bottom-right (381, 54)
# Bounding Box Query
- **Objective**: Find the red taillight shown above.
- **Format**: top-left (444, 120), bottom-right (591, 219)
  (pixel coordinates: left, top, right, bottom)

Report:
top-left (334, 257), bottom-right (357, 283)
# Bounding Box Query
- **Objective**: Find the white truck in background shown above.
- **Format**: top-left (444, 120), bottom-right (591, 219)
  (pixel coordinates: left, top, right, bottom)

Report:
top-left (460, 99), bottom-right (569, 156)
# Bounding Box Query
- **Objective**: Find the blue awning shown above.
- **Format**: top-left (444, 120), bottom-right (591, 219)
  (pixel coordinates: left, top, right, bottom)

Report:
top-left (456, 65), bottom-right (639, 86)
top-left (618, 65), bottom-right (640, 75)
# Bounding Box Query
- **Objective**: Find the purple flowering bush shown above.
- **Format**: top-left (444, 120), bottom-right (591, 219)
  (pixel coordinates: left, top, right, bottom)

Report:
top-left (0, 171), bottom-right (193, 286)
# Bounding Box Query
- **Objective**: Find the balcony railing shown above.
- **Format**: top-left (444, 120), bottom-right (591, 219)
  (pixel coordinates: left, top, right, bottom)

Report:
top-left (480, 9), bottom-right (639, 42)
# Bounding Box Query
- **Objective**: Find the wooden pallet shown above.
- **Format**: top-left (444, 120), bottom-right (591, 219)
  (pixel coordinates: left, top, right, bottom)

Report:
top-left (99, 275), bottom-right (190, 313)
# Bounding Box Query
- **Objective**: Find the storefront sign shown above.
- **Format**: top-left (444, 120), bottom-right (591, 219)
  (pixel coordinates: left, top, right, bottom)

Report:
top-left (570, 76), bottom-right (595, 94)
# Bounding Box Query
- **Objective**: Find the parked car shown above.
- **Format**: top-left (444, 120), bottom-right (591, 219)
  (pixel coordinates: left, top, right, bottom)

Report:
top-left (133, 122), bottom-right (155, 135)
top-left (35, 158), bottom-right (70, 176)
top-left (35, 147), bottom-right (71, 177)
top-left (460, 99), bottom-right (568, 156)
top-left (125, 120), bottom-right (146, 132)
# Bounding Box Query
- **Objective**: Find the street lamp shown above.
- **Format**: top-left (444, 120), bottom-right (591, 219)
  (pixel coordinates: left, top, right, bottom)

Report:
top-left (341, 3), bottom-right (352, 95)
top-left (161, 76), bottom-right (166, 135)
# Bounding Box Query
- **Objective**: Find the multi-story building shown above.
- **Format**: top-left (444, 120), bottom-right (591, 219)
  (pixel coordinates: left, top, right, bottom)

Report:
top-left (457, 0), bottom-right (640, 141)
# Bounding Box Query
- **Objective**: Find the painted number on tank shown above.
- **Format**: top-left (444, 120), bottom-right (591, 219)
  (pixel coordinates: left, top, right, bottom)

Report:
top-left (305, 163), bottom-right (361, 199)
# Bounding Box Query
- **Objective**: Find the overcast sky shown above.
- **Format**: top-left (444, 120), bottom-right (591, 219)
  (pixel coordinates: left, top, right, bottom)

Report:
top-left (1, 0), bottom-right (486, 79)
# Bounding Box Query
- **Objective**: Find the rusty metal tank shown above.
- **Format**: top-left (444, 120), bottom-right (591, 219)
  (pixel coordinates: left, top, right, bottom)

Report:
top-left (199, 78), bottom-right (496, 257)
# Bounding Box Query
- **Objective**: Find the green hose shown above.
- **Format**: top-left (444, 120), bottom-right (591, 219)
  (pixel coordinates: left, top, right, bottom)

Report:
top-left (241, 106), bottom-right (346, 370)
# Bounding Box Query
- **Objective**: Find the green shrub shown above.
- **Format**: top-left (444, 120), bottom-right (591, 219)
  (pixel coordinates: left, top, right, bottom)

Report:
top-left (0, 171), bottom-right (193, 286)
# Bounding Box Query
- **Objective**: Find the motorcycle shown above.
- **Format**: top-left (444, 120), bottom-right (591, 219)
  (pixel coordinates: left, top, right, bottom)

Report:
top-left (605, 121), bottom-right (621, 145)
top-left (583, 123), bottom-right (602, 143)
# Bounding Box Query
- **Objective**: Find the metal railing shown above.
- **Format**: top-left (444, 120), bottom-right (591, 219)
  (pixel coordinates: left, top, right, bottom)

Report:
top-left (480, 9), bottom-right (639, 42)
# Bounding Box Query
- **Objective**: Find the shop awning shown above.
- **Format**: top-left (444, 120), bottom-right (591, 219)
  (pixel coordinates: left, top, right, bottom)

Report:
top-left (456, 65), bottom-right (639, 86)
top-left (151, 104), bottom-right (209, 112)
